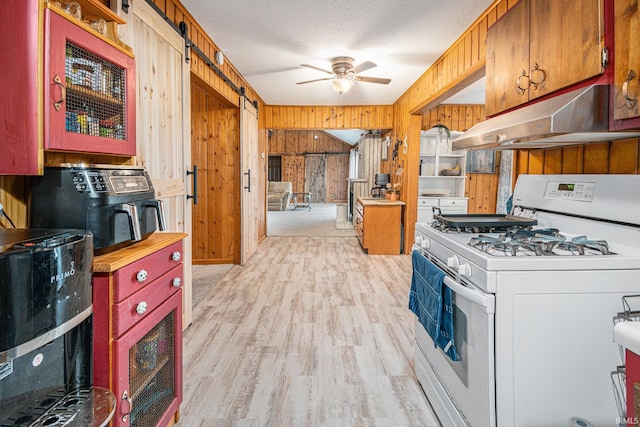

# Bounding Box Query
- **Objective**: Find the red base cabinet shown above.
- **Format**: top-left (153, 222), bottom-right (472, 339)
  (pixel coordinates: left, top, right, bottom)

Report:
top-left (93, 233), bottom-right (187, 427)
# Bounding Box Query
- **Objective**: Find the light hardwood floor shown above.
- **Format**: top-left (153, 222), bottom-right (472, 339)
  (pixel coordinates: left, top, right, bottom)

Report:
top-left (179, 236), bottom-right (440, 426)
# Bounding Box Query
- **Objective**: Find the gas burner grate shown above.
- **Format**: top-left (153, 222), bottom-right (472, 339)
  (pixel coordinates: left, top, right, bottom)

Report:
top-left (467, 230), bottom-right (613, 257)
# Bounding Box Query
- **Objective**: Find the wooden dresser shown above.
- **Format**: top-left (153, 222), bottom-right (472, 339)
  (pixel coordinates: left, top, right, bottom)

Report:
top-left (354, 197), bottom-right (405, 255)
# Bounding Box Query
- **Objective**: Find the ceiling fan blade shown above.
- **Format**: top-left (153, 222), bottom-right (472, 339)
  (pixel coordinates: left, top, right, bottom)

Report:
top-left (353, 61), bottom-right (377, 74)
top-left (300, 64), bottom-right (334, 75)
top-left (355, 76), bottom-right (391, 85)
top-left (296, 77), bottom-right (333, 85)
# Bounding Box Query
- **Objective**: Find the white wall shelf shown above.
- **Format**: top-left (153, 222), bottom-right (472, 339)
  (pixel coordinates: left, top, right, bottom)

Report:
top-left (418, 127), bottom-right (468, 223)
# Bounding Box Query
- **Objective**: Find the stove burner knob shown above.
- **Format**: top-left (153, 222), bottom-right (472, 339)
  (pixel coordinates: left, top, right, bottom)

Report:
top-left (172, 277), bottom-right (182, 288)
top-left (136, 270), bottom-right (148, 282)
top-left (458, 263), bottom-right (472, 278)
top-left (420, 237), bottom-right (431, 250)
top-left (447, 256), bottom-right (459, 269)
top-left (136, 301), bottom-right (148, 315)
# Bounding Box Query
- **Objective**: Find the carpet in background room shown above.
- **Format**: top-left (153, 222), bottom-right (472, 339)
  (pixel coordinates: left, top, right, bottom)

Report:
top-left (268, 203), bottom-right (355, 237)
top-left (191, 264), bottom-right (234, 307)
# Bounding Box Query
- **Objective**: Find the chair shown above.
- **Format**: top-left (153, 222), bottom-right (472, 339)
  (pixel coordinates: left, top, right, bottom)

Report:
top-left (267, 181), bottom-right (292, 211)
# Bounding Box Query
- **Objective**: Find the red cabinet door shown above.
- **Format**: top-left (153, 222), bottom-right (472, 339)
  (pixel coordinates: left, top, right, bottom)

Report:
top-left (44, 9), bottom-right (136, 155)
top-left (0, 2), bottom-right (42, 174)
top-left (112, 290), bottom-right (183, 427)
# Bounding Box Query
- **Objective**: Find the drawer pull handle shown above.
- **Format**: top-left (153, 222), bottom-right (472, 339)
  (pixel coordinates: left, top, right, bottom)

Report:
top-left (136, 270), bottom-right (148, 282)
top-left (121, 389), bottom-right (133, 422)
top-left (172, 277), bottom-right (182, 288)
top-left (136, 301), bottom-right (148, 315)
top-left (172, 251), bottom-right (182, 262)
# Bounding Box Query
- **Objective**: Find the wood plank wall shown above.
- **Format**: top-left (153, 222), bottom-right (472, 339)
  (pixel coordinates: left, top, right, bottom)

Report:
top-left (269, 130), bottom-right (351, 201)
top-left (514, 140), bottom-right (640, 176)
top-left (264, 105), bottom-right (394, 130)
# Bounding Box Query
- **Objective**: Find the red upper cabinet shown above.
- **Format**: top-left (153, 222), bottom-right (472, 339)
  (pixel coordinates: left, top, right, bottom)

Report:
top-left (44, 9), bottom-right (136, 156)
top-left (0, 2), bottom-right (43, 175)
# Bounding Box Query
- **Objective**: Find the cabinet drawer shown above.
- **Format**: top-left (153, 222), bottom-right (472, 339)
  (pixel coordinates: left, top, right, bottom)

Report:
top-left (439, 198), bottom-right (468, 208)
top-left (418, 197), bottom-right (439, 207)
top-left (112, 264), bottom-right (183, 338)
top-left (113, 240), bottom-right (183, 303)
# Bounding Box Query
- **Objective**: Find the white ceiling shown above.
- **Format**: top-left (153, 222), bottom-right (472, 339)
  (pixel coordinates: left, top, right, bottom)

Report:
top-left (179, 0), bottom-right (493, 106)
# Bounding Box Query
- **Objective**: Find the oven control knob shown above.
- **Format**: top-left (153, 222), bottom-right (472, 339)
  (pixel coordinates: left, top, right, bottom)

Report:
top-left (447, 256), bottom-right (459, 269)
top-left (420, 237), bottom-right (431, 250)
top-left (136, 270), bottom-right (148, 282)
top-left (458, 263), bottom-right (472, 278)
top-left (172, 277), bottom-right (182, 288)
top-left (414, 234), bottom-right (422, 246)
top-left (136, 301), bottom-right (148, 315)
top-left (172, 251), bottom-right (182, 262)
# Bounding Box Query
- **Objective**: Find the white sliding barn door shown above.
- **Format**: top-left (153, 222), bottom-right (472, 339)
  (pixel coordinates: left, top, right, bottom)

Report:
top-left (240, 97), bottom-right (259, 265)
top-left (131, 0), bottom-right (194, 326)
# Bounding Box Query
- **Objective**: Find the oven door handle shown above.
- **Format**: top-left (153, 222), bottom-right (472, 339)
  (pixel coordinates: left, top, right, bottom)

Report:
top-left (443, 276), bottom-right (495, 314)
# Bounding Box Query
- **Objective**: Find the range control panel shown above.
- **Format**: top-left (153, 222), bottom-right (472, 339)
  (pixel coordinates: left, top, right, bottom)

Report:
top-left (544, 181), bottom-right (596, 202)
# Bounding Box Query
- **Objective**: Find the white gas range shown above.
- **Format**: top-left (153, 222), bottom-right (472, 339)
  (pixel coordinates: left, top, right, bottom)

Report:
top-left (412, 174), bottom-right (640, 427)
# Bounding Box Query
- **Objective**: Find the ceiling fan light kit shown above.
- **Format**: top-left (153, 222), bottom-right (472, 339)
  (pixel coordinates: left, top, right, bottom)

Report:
top-left (331, 77), bottom-right (355, 94)
top-left (298, 56), bottom-right (391, 94)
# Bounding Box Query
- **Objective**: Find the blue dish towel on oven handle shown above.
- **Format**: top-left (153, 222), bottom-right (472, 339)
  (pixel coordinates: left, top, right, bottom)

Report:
top-left (409, 249), bottom-right (459, 361)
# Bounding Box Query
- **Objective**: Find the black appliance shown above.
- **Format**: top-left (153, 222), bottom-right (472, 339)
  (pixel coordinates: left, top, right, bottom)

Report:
top-left (0, 229), bottom-right (94, 426)
top-left (30, 164), bottom-right (166, 254)
top-left (371, 173), bottom-right (390, 198)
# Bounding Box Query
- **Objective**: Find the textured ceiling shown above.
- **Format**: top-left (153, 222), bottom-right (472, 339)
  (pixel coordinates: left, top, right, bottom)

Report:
top-left (179, 0), bottom-right (493, 106)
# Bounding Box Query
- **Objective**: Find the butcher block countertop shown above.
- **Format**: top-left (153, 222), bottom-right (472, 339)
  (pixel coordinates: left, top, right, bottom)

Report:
top-left (93, 232), bottom-right (188, 272)
top-left (357, 197), bottom-right (405, 206)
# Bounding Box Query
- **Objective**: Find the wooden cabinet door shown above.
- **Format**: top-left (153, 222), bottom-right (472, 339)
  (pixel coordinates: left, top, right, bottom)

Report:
top-left (485, 0), bottom-right (529, 116)
top-left (613, 0), bottom-right (640, 122)
top-left (486, 0), bottom-right (604, 116)
top-left (44, 10), bottom-right (136, 155)
top-left (528, 0), bottom-right (604, 101)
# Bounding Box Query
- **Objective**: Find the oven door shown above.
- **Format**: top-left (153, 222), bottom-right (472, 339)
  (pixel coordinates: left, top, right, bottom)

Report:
top-left (413, 248), bottom-right (496, 426)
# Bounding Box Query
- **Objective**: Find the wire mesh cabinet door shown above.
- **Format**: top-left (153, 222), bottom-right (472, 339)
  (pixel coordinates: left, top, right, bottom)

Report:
top-left (44, 9), bottom-right (136, 155)
top-left (113, 290), bottom-right (183, 427)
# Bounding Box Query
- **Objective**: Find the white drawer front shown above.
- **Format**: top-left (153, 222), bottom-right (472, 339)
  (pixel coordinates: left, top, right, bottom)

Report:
top-left (439, 198), bottom-right (468, 208)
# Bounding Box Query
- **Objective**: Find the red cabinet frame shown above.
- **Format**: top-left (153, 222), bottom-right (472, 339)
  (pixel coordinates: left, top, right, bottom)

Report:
top-left (44, 9), bottom-right (136, 155)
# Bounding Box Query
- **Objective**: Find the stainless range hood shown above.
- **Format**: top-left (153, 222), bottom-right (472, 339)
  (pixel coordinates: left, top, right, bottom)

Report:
top-left (452, 85), bottom-right (640, 151)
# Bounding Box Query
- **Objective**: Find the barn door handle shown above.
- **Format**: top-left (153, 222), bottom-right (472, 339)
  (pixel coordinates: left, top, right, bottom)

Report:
top-left (623, 69), bottom-right (637, 109)
top-left (187, 165), bottom-right (198, 205)
top-left (244, 169), bottom-right (251, 192)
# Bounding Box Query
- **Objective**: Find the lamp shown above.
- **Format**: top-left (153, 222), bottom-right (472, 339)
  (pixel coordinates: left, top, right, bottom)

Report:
top-left (331, 76), bottom-right (355, 94)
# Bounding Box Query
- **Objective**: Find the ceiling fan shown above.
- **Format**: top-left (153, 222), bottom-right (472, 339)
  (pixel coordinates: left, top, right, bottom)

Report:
top-left (297, 56), bottom-right (391, 94)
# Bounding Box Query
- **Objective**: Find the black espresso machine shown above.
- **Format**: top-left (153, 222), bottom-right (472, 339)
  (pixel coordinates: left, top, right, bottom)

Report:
top-left (0, 228), bottom-right (94, 426)
top-left (30, 164), bottom-right (166, 254)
